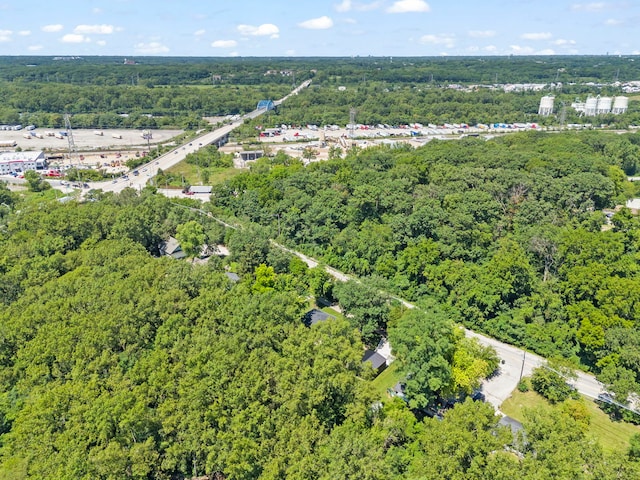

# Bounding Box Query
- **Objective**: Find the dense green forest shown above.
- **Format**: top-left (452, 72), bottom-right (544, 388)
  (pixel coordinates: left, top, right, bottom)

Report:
top-left (1, 55), bottom-right (638, 85)
top-left (1, 55), bottom-right (639, 129)
top-left (208, 129), bottom-right (640, 405)
top-left (3, 56), bottom-right (640, 478)
top-left (1, 184), bottom-right (640, 479)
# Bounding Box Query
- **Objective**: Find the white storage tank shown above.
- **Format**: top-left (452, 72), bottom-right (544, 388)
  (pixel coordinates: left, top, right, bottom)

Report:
top-left (585, 96), bottom-right (598, 116)
top-left (597, 96), bottom-right (612, 115)
top-left (538, 95), bottom-right (555, 116)
top-left (612, 96), bottom-right (629, 114)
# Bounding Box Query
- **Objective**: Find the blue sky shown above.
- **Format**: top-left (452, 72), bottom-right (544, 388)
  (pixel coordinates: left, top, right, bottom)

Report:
top-left (0, 0), bottom-right (638, 57)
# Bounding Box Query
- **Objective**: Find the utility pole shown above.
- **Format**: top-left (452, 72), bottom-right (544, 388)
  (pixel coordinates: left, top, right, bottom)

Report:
top-left (519, 351), bottom-right (526, 382)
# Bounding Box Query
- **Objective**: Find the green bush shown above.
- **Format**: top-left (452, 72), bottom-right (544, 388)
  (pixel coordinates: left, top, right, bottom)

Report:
top-left (517, 378), bottom-right (530, 393)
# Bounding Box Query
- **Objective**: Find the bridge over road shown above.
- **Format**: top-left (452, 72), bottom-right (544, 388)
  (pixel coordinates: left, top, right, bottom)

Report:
top-left (85, 80), bottom-right (312, 195)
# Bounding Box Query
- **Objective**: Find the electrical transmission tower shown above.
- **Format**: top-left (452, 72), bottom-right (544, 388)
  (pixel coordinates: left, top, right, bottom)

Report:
top-left (559, 102), bottom-right (567, 128)
top-left (349, 107), bottom-right (356, 148)
top-left (64, 113), bottom-right (77, 161)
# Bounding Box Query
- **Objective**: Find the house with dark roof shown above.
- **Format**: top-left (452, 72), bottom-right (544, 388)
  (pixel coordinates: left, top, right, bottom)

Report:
top-left (225, 272), bottom-right (241, 283)
top-left (302, 309), bottom-right (336, 327)
top-left (362, 349), bottom-right (387, 375)
top-left (159, 236), bottom-right (186, 260)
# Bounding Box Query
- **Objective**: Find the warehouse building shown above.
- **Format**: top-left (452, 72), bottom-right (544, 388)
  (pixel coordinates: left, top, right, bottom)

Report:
top-left (0, 151), bottom-right (46, 175)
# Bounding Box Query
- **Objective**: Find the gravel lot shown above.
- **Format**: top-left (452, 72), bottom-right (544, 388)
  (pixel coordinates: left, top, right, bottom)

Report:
top-left (0, 128), bottom-right (183, 152)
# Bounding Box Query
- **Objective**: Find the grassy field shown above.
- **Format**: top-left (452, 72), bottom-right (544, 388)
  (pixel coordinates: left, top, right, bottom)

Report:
top-left (501, 389), bottom-right (640, 453)
top-left (163, 162), bottom-right (244, 187)
top-left (370, 362), bottom-right (404, 401)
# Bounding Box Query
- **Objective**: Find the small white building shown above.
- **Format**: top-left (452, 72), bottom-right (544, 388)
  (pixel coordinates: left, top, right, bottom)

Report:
top-left (0, 151), bottom-right (46, 175)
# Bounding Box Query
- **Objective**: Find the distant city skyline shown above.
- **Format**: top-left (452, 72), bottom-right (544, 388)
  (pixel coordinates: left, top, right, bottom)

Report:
top-left (0, 0), bottom-right (638, 57)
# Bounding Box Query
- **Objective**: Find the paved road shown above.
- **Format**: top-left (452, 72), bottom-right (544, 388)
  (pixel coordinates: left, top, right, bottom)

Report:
top-left (40, 74), bottom-right (606, 410)
top-left (274, 241), bottom-right (605, 409)
top-left (84, 80), bottom-right (312, 195)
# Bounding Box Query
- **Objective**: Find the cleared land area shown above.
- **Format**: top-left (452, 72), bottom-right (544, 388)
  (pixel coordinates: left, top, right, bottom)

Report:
top-left (501, 389), bottom-right (640, 454)
top-left (0, 128), bottom-right (183, 152)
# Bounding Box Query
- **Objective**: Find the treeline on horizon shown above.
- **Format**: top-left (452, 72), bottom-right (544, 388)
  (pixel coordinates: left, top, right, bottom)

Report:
top-left (0, 55), bottom-right (639, 130)
top-left (1, 55), bottom-right (639, 85)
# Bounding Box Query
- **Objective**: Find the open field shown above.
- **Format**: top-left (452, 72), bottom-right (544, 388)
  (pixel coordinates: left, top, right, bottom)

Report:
top-left (501, 389), bottom-right (640, 453)
top-left (370, 362), bottom-right (403, 401)
top-left (0, 128), bottom-right (183, 152)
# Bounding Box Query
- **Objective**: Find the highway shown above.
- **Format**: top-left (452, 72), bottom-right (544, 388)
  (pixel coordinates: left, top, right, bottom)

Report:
top-left (85, 79), bottom-right (312, 195)
top-left (39, 74), bottom-right (607, 410)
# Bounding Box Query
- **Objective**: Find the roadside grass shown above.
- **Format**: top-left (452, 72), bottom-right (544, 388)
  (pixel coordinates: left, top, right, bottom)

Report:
top-left (16, 187), bottom-right (78, 207)
top-left (501, 389), bottom-right (640, 453)
top-left (163, 162), bottom-right (244, 187)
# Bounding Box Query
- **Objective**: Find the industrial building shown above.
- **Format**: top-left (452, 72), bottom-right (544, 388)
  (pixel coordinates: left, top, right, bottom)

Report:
top-left (538, 96), bottom-right (555, 116)
top-left (0, 151), bottom-right (46, 175)
top-left (572, 95), bottom-right (628, 116)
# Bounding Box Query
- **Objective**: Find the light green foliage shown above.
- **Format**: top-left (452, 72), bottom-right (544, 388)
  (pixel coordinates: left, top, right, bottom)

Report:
top-left (175, 220), bottom-right (205, 259)
top-left (253, 263), bottom-right (277, 293)
top-left (24, 170), bottom-right (50, 192)
top-left (452, 337), bottom-right (500, 395)
top-left (388, 308), bottom-right (456, 409)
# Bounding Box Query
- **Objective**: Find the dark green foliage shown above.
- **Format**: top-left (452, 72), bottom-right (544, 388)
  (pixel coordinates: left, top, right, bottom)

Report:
top-left (389, 308), bottom-right (456, 409)
top-left (517, 378), bottom-right (530, 393)
top-left (531, 365), bottom-right (579, 403)
top-left (0, 183), bottom-right (639, 478)
top-left (333, 280), bottom-right (390, 347)
top-left (209, 129), bottom-right (640, 397)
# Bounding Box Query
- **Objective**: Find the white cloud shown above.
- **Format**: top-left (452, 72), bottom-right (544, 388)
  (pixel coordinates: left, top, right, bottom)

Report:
top-left (96, 40), bottom-right (106, 46)
top-left (285, 49), bottom-right (296, 55)
top-left (604, 18), bottom-right (623, 26)
top-left (521, 32), bottom-right (552, 40)
top-left (335, 0), bottom-right (352, 11)
top-left (537, 49), bottom-right (556, 55)
top-left (419, 33), bottom-right (455, 48)
top-left (134, 42), bottom-right (169, 54)
top-left (42, 24), bottom-right (64, 33)
top-left (0, 29), bottom-right (11, 42)
top-left (553, 38), bottom-right (576, 46)
top-left (467, 46), bottom-right (480, 52)
top-left (468, 30), bottom-right (496, 38)
top-left (194, 29), bottom-right (206, 36)
top-left (229, 51), bottom-right (239, 57)
top-left (570, 2), bottom-right (607, 12)
top-left (74, 24), bottom-right (114, 34)
top-left (18, 30), bottom-right (30, 36)
top-left (237, 23), bottom-right (279, 38)
top-left (356, 1), bottom-right (383, 11)
top-left (387, 0), bottom-right (430, 13)
top-left (92, 7), bottom-right (103, 14)
top-left (509, 45), bottom-right (535, 54)
top-left (336, 0), bottom-right (382, 12)
top-left (484, 45), bottom-right (497, 53)
top-left (211, 39), bottom-right (237, 48)
top-left (61, 33), bottom-right (89, 43)
top-left (27, 44), bottom-right (43, 51)
top-left (299, 16), bottom-right (334, 30)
